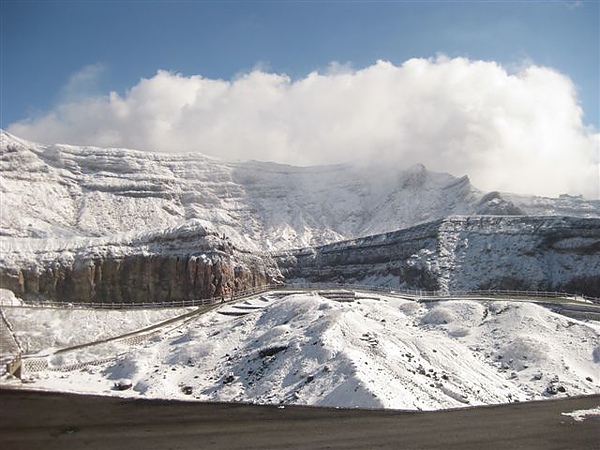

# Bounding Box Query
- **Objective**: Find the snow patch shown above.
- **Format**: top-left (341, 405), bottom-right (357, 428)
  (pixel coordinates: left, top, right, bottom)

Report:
top-left (562, 406), bottom-right (600, 421)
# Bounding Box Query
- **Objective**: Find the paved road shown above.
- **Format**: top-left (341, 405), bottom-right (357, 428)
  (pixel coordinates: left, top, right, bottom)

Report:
top-left (1, 389), bottom-right (598, 450)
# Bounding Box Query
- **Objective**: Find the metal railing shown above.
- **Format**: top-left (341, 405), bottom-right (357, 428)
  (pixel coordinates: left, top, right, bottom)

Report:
top-left (2, 284), bottom-right (280, 310)
top-left (9, 282), bottom-right (599, 378)
top-left (278, 283), bottom-right (600, 304)
top-left (3, 282), bottom-right (598, 310)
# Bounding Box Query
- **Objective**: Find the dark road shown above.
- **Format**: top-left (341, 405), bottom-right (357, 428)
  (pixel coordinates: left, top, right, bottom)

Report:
top-left (0, 389), bottom-right (598, 449)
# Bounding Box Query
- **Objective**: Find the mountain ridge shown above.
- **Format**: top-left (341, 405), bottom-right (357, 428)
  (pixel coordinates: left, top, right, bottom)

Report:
top-left (2, 130), bottom-right (598, 251)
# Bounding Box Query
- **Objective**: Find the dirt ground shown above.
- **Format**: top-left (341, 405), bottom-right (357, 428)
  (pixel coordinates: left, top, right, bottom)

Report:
top-left (0, 389), bottom-right (598, 449)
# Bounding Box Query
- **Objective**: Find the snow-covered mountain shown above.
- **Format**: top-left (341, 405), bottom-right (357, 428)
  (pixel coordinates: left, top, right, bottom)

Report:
top-left (1, 132), bottom-right (599, 412)
top-left (2, 130), bottom-right (599, 303)
top-left (2, 131), bottom-right (598, 251)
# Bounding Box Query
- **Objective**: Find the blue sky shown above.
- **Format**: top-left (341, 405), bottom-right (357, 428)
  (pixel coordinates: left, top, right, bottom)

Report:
top-left (1, 1), bottom-right (599, 198)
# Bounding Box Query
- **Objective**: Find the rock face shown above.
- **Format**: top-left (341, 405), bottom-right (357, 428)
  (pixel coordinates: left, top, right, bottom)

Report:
top-left (0, 254), bottom-right (273, 304)
top-left (0, 223), bottom-right (281, 304)
top-left (276, 216), bottom-right (600, 298)
top-left (2, 216), bottom-right (599, 303)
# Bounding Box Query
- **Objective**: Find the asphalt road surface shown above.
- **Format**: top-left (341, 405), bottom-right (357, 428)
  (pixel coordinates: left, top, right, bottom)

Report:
top-left (1, 389), bottom-right (598, 450)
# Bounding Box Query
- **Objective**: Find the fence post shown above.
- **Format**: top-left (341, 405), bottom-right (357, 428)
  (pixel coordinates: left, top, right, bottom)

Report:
top-left (6, 355), bottom-right (22, 378)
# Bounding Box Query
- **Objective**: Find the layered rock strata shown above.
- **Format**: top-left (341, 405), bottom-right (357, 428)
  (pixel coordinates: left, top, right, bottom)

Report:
top-left (0, 223), bottom-right (281, 304)
top-left (275, 216), bottom-right (600, 297)
top-left (1, 216), bottom-right (598, 304)
top-left (2, 131), bottom-right (598, 252)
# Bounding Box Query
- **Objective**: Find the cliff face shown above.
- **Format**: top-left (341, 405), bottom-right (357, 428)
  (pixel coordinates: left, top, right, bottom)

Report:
top-left (276, 220), bottom-right (440, 288)
top-left (0, 253), bottom-right (274, 304)
top-left (276, 216), bottom-right (600, 298)
top-left (1, 216), bottom-right (598, 303)
top-left (0, 223), bottom-right (281, 304)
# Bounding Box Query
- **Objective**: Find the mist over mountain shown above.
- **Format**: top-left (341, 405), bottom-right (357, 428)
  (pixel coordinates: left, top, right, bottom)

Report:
top-left (1, 131), bottom-right (597, 252)
top-left (1, 132), bottom-right (599, 412)
top-left (9, 58), bottom-right (599, 198)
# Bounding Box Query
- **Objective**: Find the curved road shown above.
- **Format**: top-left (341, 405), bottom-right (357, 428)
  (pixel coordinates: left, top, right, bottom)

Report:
top-left (1, 389), bottom-right (598, 449)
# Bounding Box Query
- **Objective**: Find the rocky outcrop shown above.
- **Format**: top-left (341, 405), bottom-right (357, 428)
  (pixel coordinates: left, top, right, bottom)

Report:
top-left (0, 223), bottom-right (281, 304)
top-left (275, 216), bottom-right (600, 298)
top-left (276, 220), bottom-right (441, 289)
top-left (0, 253), bottom-right (274, 304)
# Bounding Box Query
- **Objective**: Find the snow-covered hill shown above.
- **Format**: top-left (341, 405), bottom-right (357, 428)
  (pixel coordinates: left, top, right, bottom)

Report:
top-left (2, 131), bottom-right (598, 251)
top-left (3, 292), bottom-right (598, 410)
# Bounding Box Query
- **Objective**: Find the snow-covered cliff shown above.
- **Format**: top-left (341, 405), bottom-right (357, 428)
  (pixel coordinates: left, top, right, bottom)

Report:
top-left (277, 216), bottom-right (600, 297)
top-left (0, 220), bottom-right (281, 304)
top-left (2, 131), bottom-right (598, 251)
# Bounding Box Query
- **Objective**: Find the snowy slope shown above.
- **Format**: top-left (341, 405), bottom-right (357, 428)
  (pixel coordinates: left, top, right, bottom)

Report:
top-left (2, 130), bottom-right (598, 251)
top-left (2, 292), bottom-right (598, 410)
top-left (1, 305), bottom-right (195, 356)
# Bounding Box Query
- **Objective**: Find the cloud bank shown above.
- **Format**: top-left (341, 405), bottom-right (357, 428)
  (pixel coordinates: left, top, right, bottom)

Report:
top-left (9, 57), bottom-right (599, 198)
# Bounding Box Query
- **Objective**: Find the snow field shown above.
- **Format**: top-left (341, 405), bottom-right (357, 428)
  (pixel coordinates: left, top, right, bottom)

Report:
top-left (562, 406), bottom-right (600, 421)
top-left (2, 292), bottom-right (598, 411)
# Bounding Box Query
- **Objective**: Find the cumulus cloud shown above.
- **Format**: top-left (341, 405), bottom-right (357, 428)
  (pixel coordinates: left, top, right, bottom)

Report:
top-left (8, 56), bottom-right (599, 198)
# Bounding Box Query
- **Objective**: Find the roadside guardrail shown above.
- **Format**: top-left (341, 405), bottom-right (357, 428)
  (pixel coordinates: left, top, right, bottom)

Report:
top-left (2, 283), bottom-right (598, 310)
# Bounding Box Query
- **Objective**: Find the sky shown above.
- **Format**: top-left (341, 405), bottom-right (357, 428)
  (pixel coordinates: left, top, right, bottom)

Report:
top-left (1, 0), bottom-right (599, 198)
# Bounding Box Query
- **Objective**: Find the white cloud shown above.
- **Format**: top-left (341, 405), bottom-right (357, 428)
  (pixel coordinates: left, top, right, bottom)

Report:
top-left (8, 57), bottom-right (599, 198)
top-left (59, 63), bottom-right (108, 103)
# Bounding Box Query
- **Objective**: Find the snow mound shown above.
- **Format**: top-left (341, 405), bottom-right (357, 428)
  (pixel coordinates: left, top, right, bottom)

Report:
top-left (498, 336), bottom-right (550, 370)
top-left (3, 293), bottom-right (598, 411)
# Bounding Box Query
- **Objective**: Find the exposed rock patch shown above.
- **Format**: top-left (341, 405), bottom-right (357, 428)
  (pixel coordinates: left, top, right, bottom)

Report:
top-left (0, 225), bottom-right (280, 304)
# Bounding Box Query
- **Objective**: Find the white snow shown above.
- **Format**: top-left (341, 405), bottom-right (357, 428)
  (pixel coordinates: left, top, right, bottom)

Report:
top-left (0, 288), bottom-right (22, 306)
top-left (1, 131), bottom-right (599, 412)
top-left (2, 292), bottom-right (598, 411)
top-left (562, 406), bottom-right (600, 421)
top-left (1, 304), bottom-right (195, 355)
top-left (2, 131), bottom-right (598, 251)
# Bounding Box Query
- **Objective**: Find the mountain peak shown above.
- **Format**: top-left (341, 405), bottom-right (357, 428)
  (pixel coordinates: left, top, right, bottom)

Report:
top-left (0, 130), bottom-right (27, 151)
top-left (406, 163), bottom-right (427, 173)
top-left (0, 132), bottom-right (598, 248)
